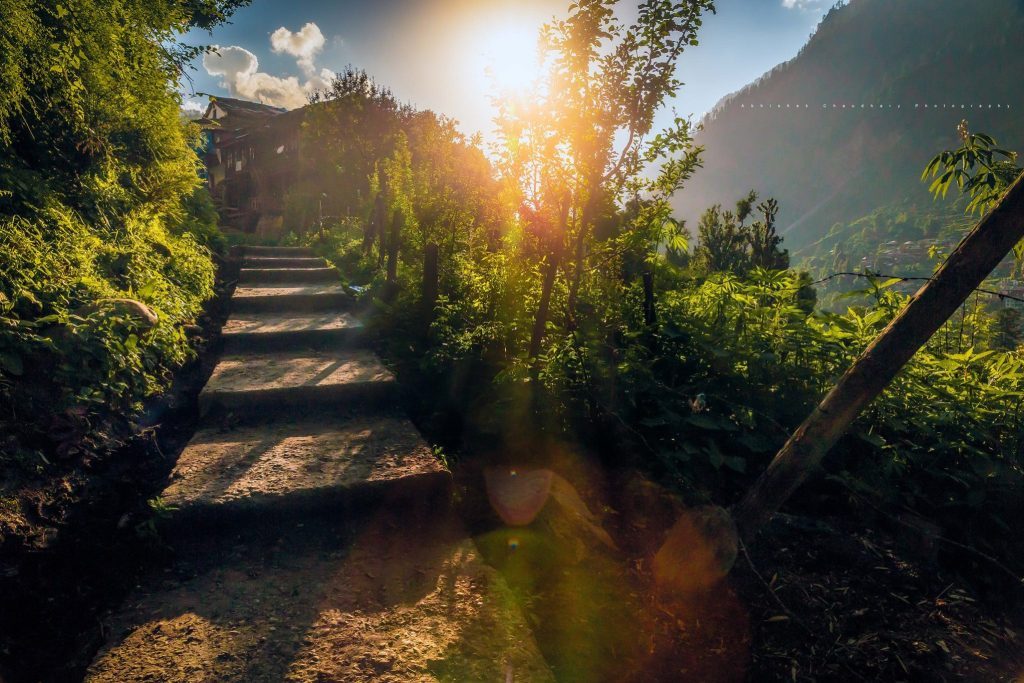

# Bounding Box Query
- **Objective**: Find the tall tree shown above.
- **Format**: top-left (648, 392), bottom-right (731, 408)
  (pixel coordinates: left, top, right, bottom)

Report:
top-left (497, 0), bottom-right (714, 357)
top-left (694, 204), bottom-right (749, 274)
top-left (748, 197), bottom-right (789, 270)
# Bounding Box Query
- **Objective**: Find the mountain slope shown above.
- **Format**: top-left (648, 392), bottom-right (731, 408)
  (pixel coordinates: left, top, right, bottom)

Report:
top-left (673, 0), bottom-right (1024, 258)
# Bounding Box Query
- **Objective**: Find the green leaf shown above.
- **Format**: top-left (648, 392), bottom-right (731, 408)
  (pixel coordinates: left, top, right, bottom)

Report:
top-left (0, 352), bottom-right (24, 376)
top-left (686, 413), bottom-right (727, 430)
top-left (705, 443), bottom-right (724, 469)
top-left (857, 431), bottom-right (885, 448)
top-left (724, 456), bottom-right (747, 473)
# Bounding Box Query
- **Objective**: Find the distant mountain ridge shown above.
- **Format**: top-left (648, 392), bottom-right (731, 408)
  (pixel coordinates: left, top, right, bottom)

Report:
top-left (673, 0), bottom-right (1024, 258)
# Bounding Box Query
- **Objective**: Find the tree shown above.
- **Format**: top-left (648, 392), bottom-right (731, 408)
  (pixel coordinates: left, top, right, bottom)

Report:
top-left (922, 121), bottom-right (1024, 270)
top-left (303, 68), bottom-right (504, 286)
top-left (922, 120), bottom-right (1021, 216)
top-left (693, 191), bottom-right (789, 274)
top-left (732, 129), bottom-right (1024, 539)
top-left (748, 197), bottom-right (789, 270)
top-left (497, 0), bottom-right (715, 356)
top-left (693, 204), bottom-right (749, 274)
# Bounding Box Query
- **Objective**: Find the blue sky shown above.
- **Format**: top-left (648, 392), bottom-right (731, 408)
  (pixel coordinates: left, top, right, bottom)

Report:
top-left (181, 0), bottom-right (831, 138)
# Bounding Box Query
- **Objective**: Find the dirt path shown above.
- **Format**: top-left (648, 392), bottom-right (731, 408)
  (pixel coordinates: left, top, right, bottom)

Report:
top-left (85, 246), bottom-right (552, 681)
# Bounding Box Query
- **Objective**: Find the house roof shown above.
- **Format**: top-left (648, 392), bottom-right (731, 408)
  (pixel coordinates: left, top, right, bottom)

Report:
top-left (209, 97), bottom-right (287, 116)
top-left (199, 97), bottom-right (288, 129)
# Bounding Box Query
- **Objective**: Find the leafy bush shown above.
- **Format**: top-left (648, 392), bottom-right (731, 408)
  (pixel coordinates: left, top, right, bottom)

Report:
top-left (0, 0), bottom-right (244, 468)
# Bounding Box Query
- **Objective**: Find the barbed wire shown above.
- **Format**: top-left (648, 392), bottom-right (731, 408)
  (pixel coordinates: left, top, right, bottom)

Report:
top-left (810, 271), bottom-right (1024, 305)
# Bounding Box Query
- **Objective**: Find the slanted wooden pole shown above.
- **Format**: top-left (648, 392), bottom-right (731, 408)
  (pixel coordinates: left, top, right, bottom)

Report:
top-left (423, 242), bottom-right (439, 322)
top-left (732, 174), bottom-right (1024, 540)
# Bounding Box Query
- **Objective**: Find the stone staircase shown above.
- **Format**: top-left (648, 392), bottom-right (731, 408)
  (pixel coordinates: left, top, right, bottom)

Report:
top-left (86, 247), bottom-right (553, 682)
top-left (166, 246), bottom-right (447, 523)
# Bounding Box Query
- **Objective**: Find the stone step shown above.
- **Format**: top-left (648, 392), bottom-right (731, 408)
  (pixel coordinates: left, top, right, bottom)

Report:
top-left (231, 284), bottom-right (353, 313)
top-left (86, 508), bottom-right (555, 682)
top-left (159, 415), bottom-right (449, 522)
top-left (238, 267), bottom-right (339, 284)
top-left (221, 312), bottom-right (364, 352)
top-left (240, 256), bottom-right (329, 269)
top-left (242, 245), bottom-right (314, 258)
top-left (199, 349), bottom-right (398, 419)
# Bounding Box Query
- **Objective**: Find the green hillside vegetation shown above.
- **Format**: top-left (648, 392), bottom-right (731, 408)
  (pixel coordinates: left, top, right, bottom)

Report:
top-left (673, 0), bottom-right (1024, 257)
top-left (0, 1), bottom-right (247, 466)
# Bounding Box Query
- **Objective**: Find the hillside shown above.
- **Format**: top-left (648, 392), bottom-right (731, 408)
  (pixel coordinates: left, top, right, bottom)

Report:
top-left (673, 0), bottom-right (1024, 260)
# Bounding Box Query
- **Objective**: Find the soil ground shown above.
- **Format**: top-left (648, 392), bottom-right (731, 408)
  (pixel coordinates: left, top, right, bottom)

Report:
top-left (86, 506), bottom-right (552, 682)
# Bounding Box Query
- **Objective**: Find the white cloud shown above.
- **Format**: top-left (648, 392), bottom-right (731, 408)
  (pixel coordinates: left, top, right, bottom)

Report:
top-left (203, 45), bottom-right (303, 109)
top-left (270, 22), bottom-right (325, 77)
top-left (202, 23), bottom-right (334, 110)
top-left (181, 99), bottom-right (205, 114)
top-left (782, 0), bottom-right (823, 9)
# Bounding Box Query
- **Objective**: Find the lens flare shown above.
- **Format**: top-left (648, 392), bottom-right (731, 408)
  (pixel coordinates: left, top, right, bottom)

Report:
top-left (484, 467), bottom-right (554, 526)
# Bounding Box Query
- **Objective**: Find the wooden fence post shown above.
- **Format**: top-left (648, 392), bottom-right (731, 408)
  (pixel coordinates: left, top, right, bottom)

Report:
top-left (423, 242), bottom-right (439, 322)
top-left (732, 173), bottom-right (1024, 540)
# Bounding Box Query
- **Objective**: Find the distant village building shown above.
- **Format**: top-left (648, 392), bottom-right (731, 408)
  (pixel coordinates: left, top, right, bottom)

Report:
top-left (998, 280), bottom-right (1024, 311)
top-left (200, 97), bottom-right (304, 236)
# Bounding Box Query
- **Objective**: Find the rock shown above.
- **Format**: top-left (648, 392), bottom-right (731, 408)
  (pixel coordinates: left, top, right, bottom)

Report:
top-left (616, 471), bottom-right (688, 555)
top-left (653, 505), bottom-right (739, 595)
top-left (544, 472), bottom-right (618, 554)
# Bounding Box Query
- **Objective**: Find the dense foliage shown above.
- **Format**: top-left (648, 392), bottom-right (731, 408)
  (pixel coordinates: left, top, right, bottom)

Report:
top-left (0, 0), bottom-right (245, 466)
top-left (294, 0), bottom-right (1024, 576)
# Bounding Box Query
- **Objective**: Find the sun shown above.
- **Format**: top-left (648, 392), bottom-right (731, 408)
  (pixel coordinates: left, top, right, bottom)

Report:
top-left (473, 21), bottom-right (543, 95)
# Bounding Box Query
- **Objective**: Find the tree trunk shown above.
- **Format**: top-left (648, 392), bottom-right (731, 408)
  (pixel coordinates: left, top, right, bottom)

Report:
top-left (423, 242), bottom-right (439, 322)
top-left (566, 229), bottom-right (587, 329)
top-left (529, 252), bottom-right (560, 360)
top-left (566, 201), bottom-right (593, 328)
top-left (364, 193), bottom-right (384, 255)
top-left (528, 200), bottom-right (570, 361)
top-left (642, 269), bottom-right (656, 327)
top-left (386, 210), bottom-right (402, 284)
top-left (732, 173), bottom-right (1024, 540)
